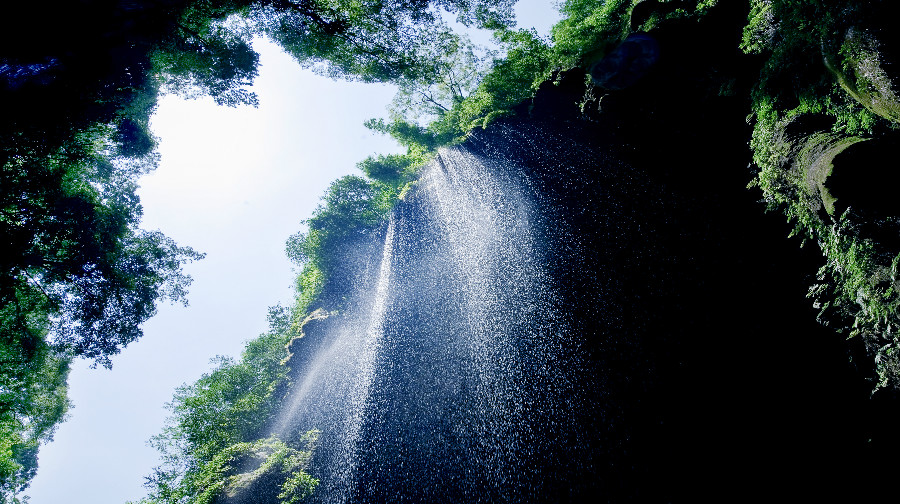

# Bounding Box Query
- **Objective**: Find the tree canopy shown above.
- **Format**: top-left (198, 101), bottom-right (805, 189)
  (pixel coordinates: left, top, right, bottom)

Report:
top-left (259, 0), bottom-right (513, 82)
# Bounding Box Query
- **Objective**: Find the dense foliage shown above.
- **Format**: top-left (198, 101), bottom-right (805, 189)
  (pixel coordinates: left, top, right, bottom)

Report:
top-left (138, 331), bottom-right (300, 504)
top-left (183, 434), bottom-right (320, 504)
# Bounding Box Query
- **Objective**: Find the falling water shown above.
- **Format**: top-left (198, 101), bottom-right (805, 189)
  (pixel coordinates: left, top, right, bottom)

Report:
top-left (272, 217), bottom-right (396, 503)
top-left (275, 142), bottom-right (607, 502)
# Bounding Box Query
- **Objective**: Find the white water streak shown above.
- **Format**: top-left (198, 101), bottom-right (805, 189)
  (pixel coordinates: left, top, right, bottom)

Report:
top-left (421, 146), bottom-right (550, 494)
top-left (269, 218), bottom-right (396, 502)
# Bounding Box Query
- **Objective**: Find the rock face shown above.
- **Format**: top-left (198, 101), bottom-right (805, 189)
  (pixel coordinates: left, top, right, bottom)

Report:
top-left (284, 81), bottom-right (898, 504)
top-left (273, 4), bottom-right (900, 502)
top-left (766, 114), bottom-right (866, 219)
top-left (589, 33), bottom-right (660, 90)
top-left (457, 120), bottom-right (886, 501)
top-left (285, 309), bottom-right (334, 377)
top-left (505, 9), bottom-right (900, 491)
top-left (828, 26), bottom-right (900, 124)
top-left (568, 0), bottom-right (900, 391)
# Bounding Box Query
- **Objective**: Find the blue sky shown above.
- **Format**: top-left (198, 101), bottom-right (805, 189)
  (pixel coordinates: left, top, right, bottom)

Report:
top-left (26, 2), bottom-right (559, 502)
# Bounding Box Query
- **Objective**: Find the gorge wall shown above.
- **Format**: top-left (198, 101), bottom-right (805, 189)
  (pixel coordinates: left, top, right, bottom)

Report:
top-left (283, 111), bottom-right (900, 503)
top-left (276, 4), bottom-right (900, 501)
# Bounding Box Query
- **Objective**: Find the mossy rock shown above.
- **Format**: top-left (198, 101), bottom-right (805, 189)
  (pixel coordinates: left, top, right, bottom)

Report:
top-left (763, 113), bottom-right (865, 218)
top-left (284, 309), bottom-right (333, 376)
top-left (787, 121), bottom-right (866, 218)
top-left (826, 27), bottom-right (900, 123)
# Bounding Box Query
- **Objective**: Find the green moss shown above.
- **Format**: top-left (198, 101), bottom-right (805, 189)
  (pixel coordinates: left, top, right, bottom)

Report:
top-left (829, 28), bottom-right (900, 123)
top-left (397, 180), bottom-right (418, 201)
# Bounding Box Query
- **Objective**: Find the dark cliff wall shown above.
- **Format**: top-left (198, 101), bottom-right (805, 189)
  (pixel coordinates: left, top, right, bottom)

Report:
top-left (291, 110), bottom-right (900, 501)
top-left (459, 114), bottom-right (885, 500)
top-left (284, 7), bottom-right (900, 500)
top-left (463, 7), bottom-right (900, 499)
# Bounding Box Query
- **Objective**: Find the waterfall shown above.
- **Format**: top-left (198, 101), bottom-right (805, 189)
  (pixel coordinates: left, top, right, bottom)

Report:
top-left (272, 217), bottom-right (397, 503)
top-left (268, 77), bottom-right (900, 503)
top-left (275, 143), bottom-right (606, 502)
